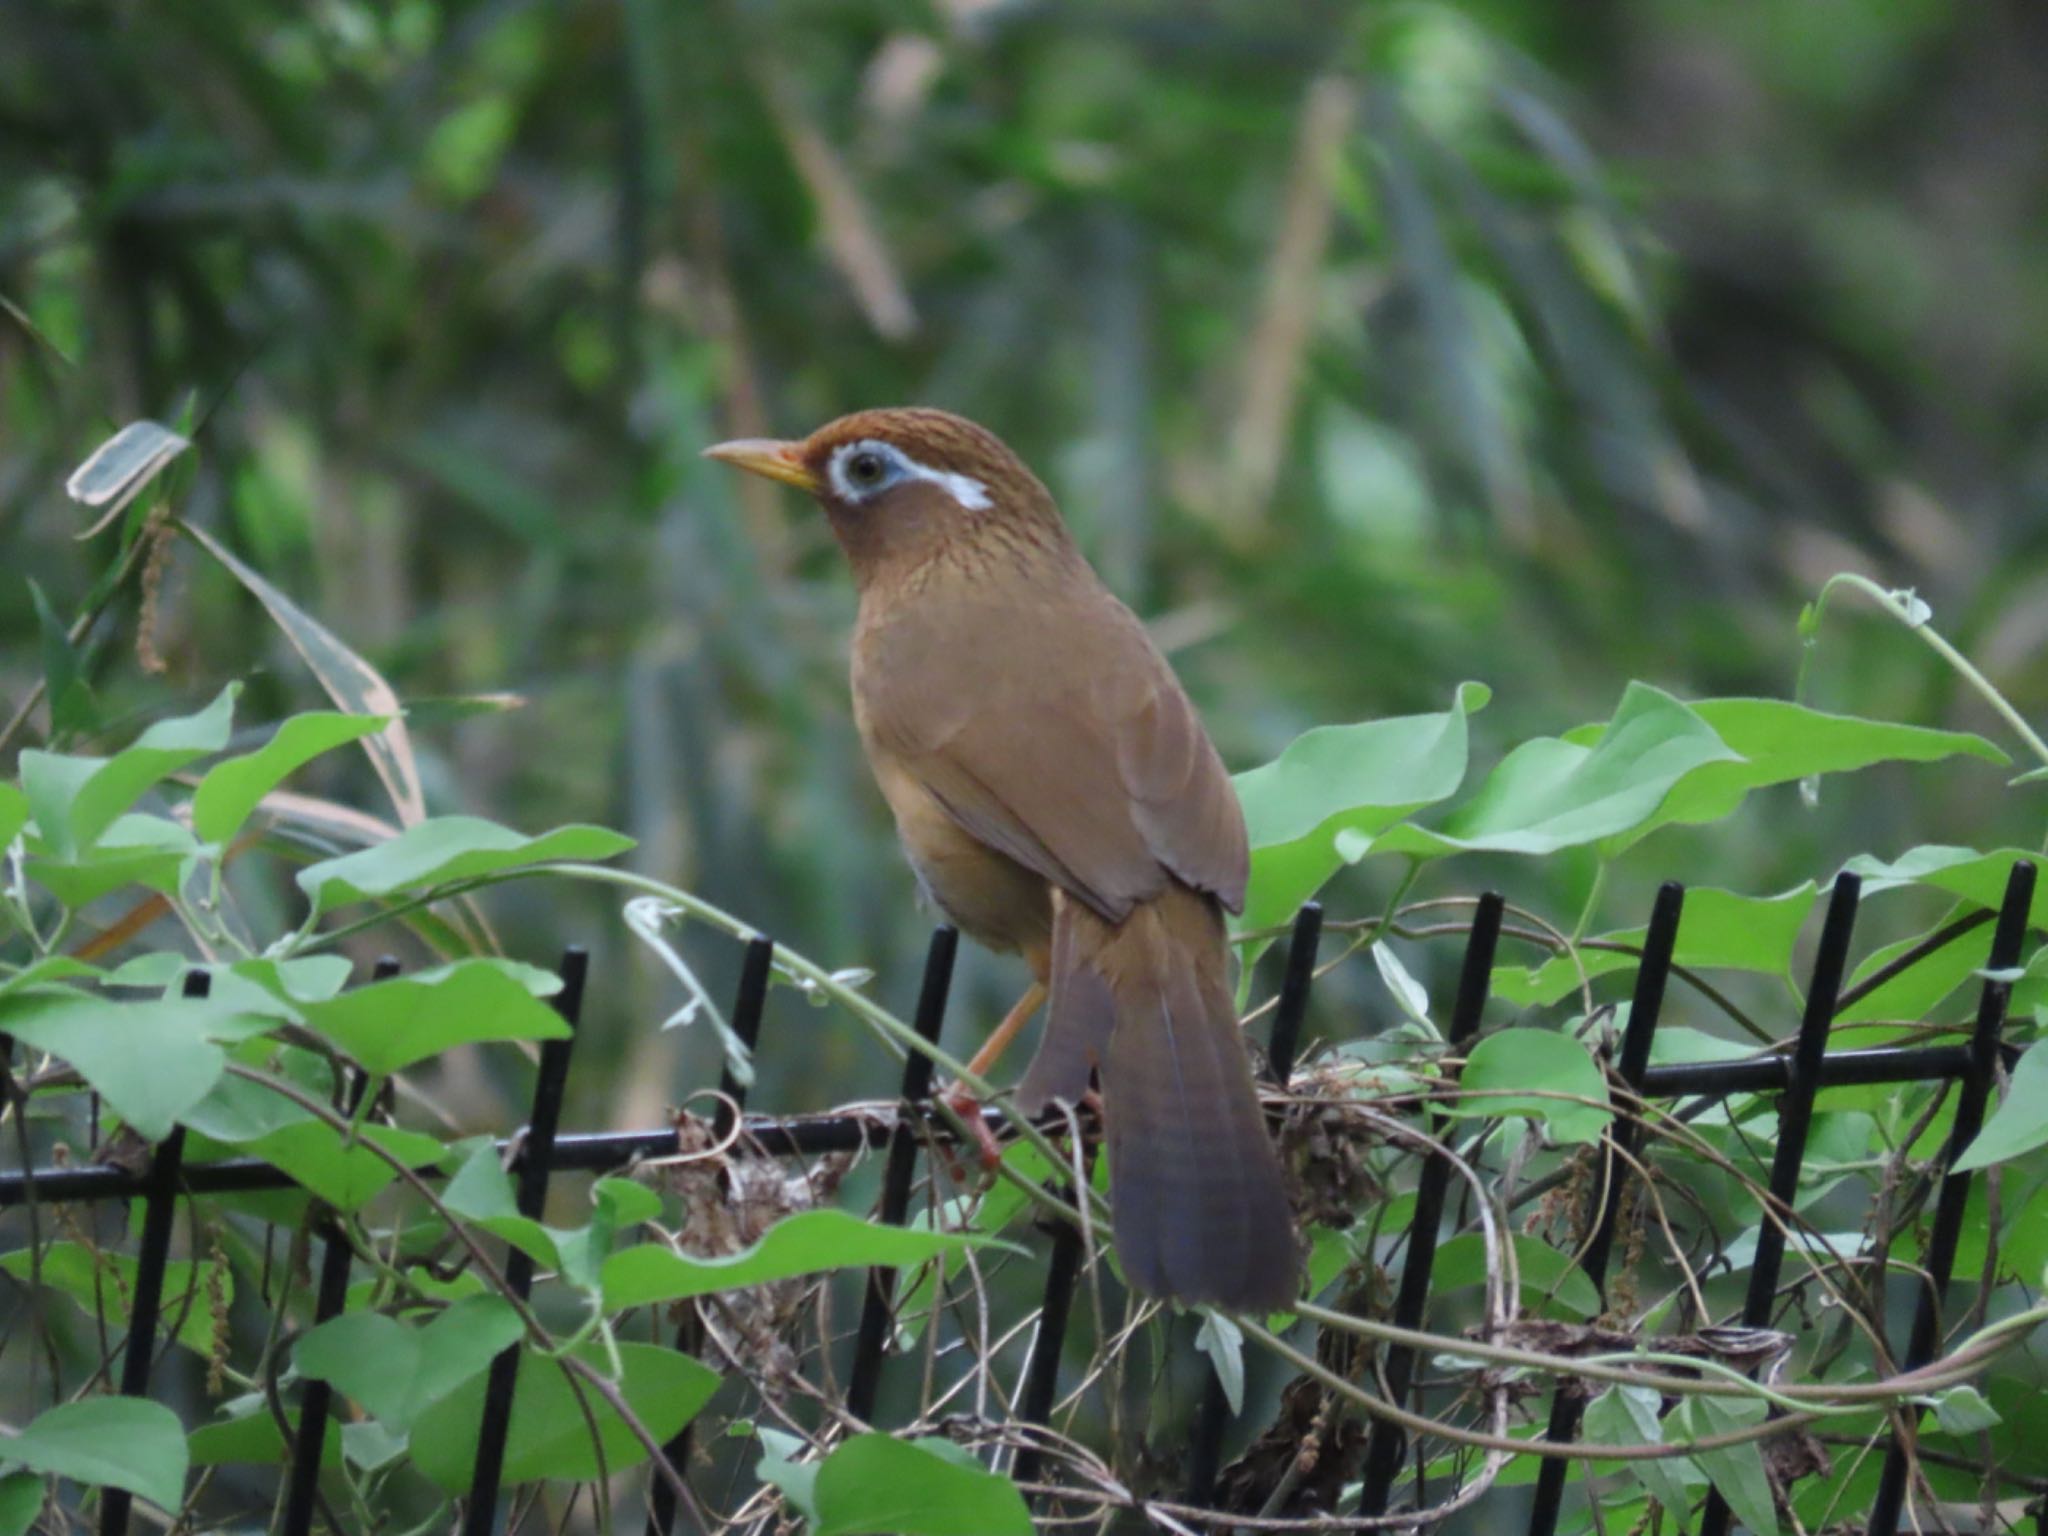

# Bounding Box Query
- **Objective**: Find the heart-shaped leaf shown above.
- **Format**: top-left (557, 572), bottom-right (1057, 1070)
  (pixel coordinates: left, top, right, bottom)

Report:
top-left (296, 816), bottom-right (633, 917)
top-left (1445, 1030), bottom-right (1610, 1144)
top-left (1372, 684), bottom-right (1742, 860)
top-left (19, 684), bottom-right (237, 858)
top-left (0, 1398), bottom-right (187, 1512)
top-left (0, 989), bottom-right (276, 1140)
top-left (192, 711), bottom-right (391, 844)
top-left (1493, 883), bottom-right (1818, 1007)
top-left (812, 1434), bottom-right (1032, 1536)
top-left (408, 1342), bottom-right (716, 1489)
top-left (1235, 682), bottom-right (1489, 937)
top-left (1955, 1041), bottom-right (2048, 1173)
top-left (296, 1297), bottom-right (524, 1432)
top-left (300, 960), bottom-right (570, 1074)
top-left (603, 1210), bottom-right (1021, 1310)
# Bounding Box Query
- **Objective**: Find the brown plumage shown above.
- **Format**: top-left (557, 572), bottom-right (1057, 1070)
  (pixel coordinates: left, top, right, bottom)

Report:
top-left (707, 407), bottom-right (1300, 1311)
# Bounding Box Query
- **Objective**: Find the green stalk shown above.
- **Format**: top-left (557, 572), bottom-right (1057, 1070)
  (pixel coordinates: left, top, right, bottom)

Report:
top-left (1801, 572), bottom-right (2048, 771)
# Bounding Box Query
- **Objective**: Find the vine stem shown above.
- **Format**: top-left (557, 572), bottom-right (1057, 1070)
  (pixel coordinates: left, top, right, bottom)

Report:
top-left (296, 860), bottom-right (1099, 1235)
top-left (1802, 571), bottom-right (2048, 771)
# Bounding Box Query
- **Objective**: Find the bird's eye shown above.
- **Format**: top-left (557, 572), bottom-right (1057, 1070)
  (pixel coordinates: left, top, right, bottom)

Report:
top-left (846, 451), bottom-right (886, 487)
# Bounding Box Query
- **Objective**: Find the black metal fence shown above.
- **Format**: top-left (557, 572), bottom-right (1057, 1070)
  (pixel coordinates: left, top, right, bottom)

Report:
top-left (1, 859), bottom-right (2039, 1535)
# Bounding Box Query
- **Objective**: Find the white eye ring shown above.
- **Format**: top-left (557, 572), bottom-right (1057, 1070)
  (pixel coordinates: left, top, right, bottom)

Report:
top-left (827, 439), bottom-right (991, 511)
top-left (827, 440), bottom-right (900, 502)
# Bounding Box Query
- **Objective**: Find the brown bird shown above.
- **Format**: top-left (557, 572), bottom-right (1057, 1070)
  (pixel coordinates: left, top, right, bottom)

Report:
top-left (707, 408), bottom-right (1300, 1311)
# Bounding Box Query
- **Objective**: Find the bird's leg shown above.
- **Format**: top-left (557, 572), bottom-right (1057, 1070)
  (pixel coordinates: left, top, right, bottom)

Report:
top-left (941, 981), bottom-right (1047, 1169)
top-left (964, 980), bottom-right (1049, 1081)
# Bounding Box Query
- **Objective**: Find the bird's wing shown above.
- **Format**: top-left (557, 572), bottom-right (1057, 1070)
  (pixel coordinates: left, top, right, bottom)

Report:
top-left (855, 582), bottom-right (1248, 922)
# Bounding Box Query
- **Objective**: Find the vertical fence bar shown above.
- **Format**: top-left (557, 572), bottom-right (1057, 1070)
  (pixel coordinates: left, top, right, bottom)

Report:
top-left (1696, 873), bottom-right (1860, 1536)
top-left (1266, 903), bottom-right (1325, 1088)
top-left (1186, 903), bottom-right (1325, 1506)
top-left (1867, 860), bottom-right (2036, 1536)
top-left (280, 961), bottom-right (390, 1536)
top-left (279, 1212), bottom-right (357, 1536)
top-left (97, 970), bottom-right (207, 1536)
top-left (1010, 1177), bottom-right (1086, 1491)
top-left (1525, 882), bottom-right (1685, 1536)
top-left (1358, 892), bottom-right (1505, 1517)
top-left (646, 935), bottom-right (775, 1536)
top-left (845, 927), bottom-right (958, 1424)
top-left (461, 947), bottom-right (588, 1536)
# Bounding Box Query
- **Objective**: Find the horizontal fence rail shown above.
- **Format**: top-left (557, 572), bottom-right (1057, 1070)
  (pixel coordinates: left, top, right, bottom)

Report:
top-left (0, 862), bottom-right (2037, 1536)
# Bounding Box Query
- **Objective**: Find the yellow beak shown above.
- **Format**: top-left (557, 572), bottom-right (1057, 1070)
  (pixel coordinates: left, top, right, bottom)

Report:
top-left (703, 438), bottom-right (819, 493)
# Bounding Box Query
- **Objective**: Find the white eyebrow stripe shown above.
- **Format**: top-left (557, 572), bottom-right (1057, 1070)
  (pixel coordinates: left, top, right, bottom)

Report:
top-left (829, 439), bottom-right (992, 512)
top-left (919, 462), bottom-right (992, 511)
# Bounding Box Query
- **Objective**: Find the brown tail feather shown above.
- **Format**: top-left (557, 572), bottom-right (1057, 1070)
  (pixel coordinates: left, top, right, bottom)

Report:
top-left (1017, 885), bottom-right (1300, 1312)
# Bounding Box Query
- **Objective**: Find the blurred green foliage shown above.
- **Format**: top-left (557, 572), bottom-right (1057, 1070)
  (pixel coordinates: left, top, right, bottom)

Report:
top-left (4, 0), bottom-right (2045, 1126)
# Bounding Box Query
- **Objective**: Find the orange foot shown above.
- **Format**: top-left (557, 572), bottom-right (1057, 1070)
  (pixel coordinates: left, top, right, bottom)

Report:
top-left (939, 1086), bottom-right (1007, 1171)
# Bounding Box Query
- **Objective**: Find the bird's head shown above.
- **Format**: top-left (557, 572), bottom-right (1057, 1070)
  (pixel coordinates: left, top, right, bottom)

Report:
top-left (705, 408), bottom-right (1063, 582)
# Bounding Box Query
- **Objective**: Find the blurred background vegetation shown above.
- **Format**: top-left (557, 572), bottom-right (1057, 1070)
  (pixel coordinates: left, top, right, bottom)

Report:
top-left (4, 0), bottom-right (2045, 1130)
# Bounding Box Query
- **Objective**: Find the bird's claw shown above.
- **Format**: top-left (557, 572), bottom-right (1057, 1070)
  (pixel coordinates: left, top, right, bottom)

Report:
top-left (937, 1085), bottom-right (1006, 1171)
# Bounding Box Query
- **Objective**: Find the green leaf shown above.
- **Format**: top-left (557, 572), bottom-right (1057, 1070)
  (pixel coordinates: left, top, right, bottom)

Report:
top-left (1372, 942), bottom-right (1434, 1029)
top-left (813, 1434), bottom-right (1033, 1536)
top-left (186, 1403), bottom-right (283, 1467)
top-left (0, 784), bottom-right (27, 849)
top-left (2000, 1182), bottom-right (2048, 1286)
top-left (602, 1209), bottom-right (1022, 1310)
top-left (1431, 1233), bottom-right (1600, 1315)
top-left (297, 816), bottom-right (634, 917)
top-left (1954, 1041), bottom-right (2048, 1172)
top-left (0, 989), bottom-right (275, 1140)
top-left (26, 814), bottom-right (200, 906)
top-left (757, 1428), bottom-right (820, 1521)
top-left (182, 1068), bottom-right (312, 1143)
top-left (1235, 682), bottom-right (1488, 934)
top-left (1600, 699), bottom-right (2006, 851)
top-left (1446, 1030), bottom-right (1610, 1144)
top-left (440, 1139), bottom-right (559, 1268)
top-left (182, 521), bottom-right (425, 826)
top-left (186, 1402), bottom-right (341, 1469)
top-left (1844, 846), bottom-right (2048, 930)
top-left (225, 955), bottom-right (355, 1006)
top-left (0, 1398), bottom-right (187, 1512)
top-left (0, 957), bottom-right (101, 999)
top-left (19, 684), bottom-right (238, 858)
top-left (1371, 683), bottom-right (1742, 860)
top-left (340, 1421), bottom-right (407, 1472)
top-left (246, 1120), bottom-right (447, 1210)
top-left (1929, 1384), bottom-right (2001, 1435)
top-left (0, 1472), bottom-right (43, 1536)
top-left (101, 953), bottom-right (185, 989)
top-left (191, 711), bottom-right (392, 844)
top-left (1493, 883), bottom-right (1819, 1007)
top-left (1583, 1386), bottom-right (1689, 1513)
top-left (408, 1341), bottom-right (717, 1490)
top-left (1675, 1397), bottom-right (1776, 1536)
top-left (593, 1177), bottom-right (664, 1228)
top-left (296, 1297), bottom-right (524, 1432)
top-left (1195, 1312), bottom-right (1245, 1414)
top-left (0, 1244), bottom-right (230, 1356)
top-left (1649, 1027), bottom-right (1766, 1069)
top-left (29, 578), bottom-right (95, 736)
top-left (1834, 909), bottom-right (1994, 1030)
top-left (302, 960), bottom-right (570, 1074)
